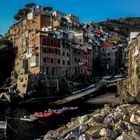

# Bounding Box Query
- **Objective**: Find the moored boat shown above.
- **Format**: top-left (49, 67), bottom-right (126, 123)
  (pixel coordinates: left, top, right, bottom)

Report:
top-left (0, 120), bottom-right (7, 139)
top-left (20, 107), bottom-right (78, 122)
top-left (20, 116), bottom-right (38, 122)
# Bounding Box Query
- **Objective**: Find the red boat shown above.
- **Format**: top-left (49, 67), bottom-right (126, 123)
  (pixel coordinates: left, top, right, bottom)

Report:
top-left (20, 107), bottom-right (77, 122)
top-left (54, 111), bottom-right (63, 115)
top-left (31, 111), bottom-right (54, 118)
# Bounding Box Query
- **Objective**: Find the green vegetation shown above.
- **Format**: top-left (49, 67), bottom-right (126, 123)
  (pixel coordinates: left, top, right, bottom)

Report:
top-left (14, 3), bottom-right (53, 21)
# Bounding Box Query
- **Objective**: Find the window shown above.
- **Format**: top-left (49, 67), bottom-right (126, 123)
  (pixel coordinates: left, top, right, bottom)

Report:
top-left (74, 50), bottom-right (76, 54)
top-left (51, 39), bottom-right (53, 45)
top-left (63, 51), bottom-right (65, 56)
top-left (67, 60), bottom-right (70, 65)
top-left (67, 52), bottom-right (69, 57)
top-left (66, 70), bottom-right (68, 75)
top-left (63, 60), bottom-right (65, 65)
top-left (75, 67), bottom-right (77, 74)
top-left (46, 67), bottom-right (49, 75)
top-left (58, 59), bottom-right (60, 64)
top-left (56, 49), bottom-right (60, 55)
top-left (43, 38), bottom-right (46, 43)
top-left (47, 39), bottom-right (50, 45)
top-left (49, 48), bottom-right (51, 53)
top-left (51, 58), bottom-right (53, 63)
top-left (49, 48), bottom-right (53, 54)
top-left (43, 57), bottom-right (46, 63)
top-left (75, 58), bottom-right (77, 62)
top-left (32, 32), bottom-right (35, 37)
top-left (52, 68), bottom-right (54, 76)
top-left (108, 53), bottom-right (110, 56)
top-left (78, 58), bottom-right (80, 62)
top-left (43, 48), bottom-right (46, 52)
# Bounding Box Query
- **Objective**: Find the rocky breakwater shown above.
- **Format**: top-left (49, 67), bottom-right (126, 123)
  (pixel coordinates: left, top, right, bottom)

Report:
top-left (44, 104), bottom-right (140, 140)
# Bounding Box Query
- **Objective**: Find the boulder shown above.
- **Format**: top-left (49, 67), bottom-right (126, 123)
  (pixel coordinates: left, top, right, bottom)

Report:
top-left (116, 132), bottom-right (137, 140)
top-left (103, 114), bottom-right (115, 125)
top-left (64, 131), bottom-right (79, 140)
top-left (85, 127), bottom-right (101, 139)
top-left (92, 113), bottom-right (106, 123)
top-left (114, 120), bottom-right (129, 133)
top-left (43, 130), bottom-right (59, 140)
top-left (99, 128), bottom-right (118, 139)
top-left (79, 124), bottom-right (89, 134)
top-left (78, 115), bottom-right (91, 124)
top-left (78, 134), bottom-right (89, 140)
top-left (127, 131), bottom-right (140, 139)
top-left (130, 114), bottom-right (140, 125)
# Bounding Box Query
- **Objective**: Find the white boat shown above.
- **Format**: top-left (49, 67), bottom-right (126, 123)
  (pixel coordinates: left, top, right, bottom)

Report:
top-left (20, 116), bottom-right (39, 122)
top-left (0, 121), bottom-right (7, 131)
top-left (0, 120), bottom-right (7, 139)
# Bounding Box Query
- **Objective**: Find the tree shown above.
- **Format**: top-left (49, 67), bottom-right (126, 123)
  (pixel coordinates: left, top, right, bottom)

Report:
top-left (43, 6), bottom-right (53, 12)
top-left (14, 14), bottom-right (22, 21)
top-left (14, 3), bottom-right (36, 21)
top-left (25, 3), bottom-right (36, 8)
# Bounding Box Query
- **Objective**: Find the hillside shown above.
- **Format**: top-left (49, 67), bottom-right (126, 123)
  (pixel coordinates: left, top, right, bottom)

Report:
top-left (97, 17), bottom-right (140, 39)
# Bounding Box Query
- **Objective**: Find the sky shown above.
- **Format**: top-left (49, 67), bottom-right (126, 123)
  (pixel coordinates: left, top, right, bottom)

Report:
top-left (0, 0), bottom-right (140, 35)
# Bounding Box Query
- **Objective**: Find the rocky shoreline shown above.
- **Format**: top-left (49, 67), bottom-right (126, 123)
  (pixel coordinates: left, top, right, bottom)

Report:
top-left (44, 104), bottom-right (140, 140)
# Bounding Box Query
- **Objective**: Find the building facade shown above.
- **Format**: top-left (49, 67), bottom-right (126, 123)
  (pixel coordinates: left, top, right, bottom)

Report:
top-left (117, 32), bottom-right (140, 103)
top-left (7, 4), bottom-right (93, 94)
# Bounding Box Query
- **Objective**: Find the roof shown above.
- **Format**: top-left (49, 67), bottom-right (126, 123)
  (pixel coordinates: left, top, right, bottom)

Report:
top-left (100, 42), bottom-right (113, 47)
top-left (94, 30), bottom-right (103, 35)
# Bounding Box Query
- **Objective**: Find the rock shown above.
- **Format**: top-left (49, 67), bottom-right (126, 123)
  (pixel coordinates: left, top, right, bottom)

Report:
top-left (57, 126), bottom-right (67, 133)
top-left (64, 131), bottom-right (79, 140)
top-left (103, 114), bottom-right (115, 125)
top-left (43, 130), bottom-right (59, 140)
top-left (43, 104), bottom-right (140, 140)
top-left (66, 121), bottom-right (76, 128)
top-left (128, 131), bottom-right (140, 139)
top-left (99, 128), bottom-right (118, 139)
top-left (79, 124), bottom-right (89, 134)
top-left (78, 115), bottom-right (90, 124)
top-left (100, 104), bottom-right (111, 115)
top-left (123, 115), bottom-right (130, 122)
top-left (92, 113), bottom-right (105, 123)
top-left (78, 134), bottom-right (89, 140)
top-left (85, 116), bottom-right (96, 124)
top-left (116, 132), bottom-right (135, 140)
top-left (0, 93), bottom-right (4, 99)
top-left (114, 120), bottom-right (129, 133)
top-left (136, 110), bottom-right (140, 115)
top-left (130, 114), bottom-right (140, 125)
top-left (113, 112), bottom-right (123, 122)
top-left (85, 127), bottom-right (101, 139)
top-left (3, 93), bottom-right (11, 103)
